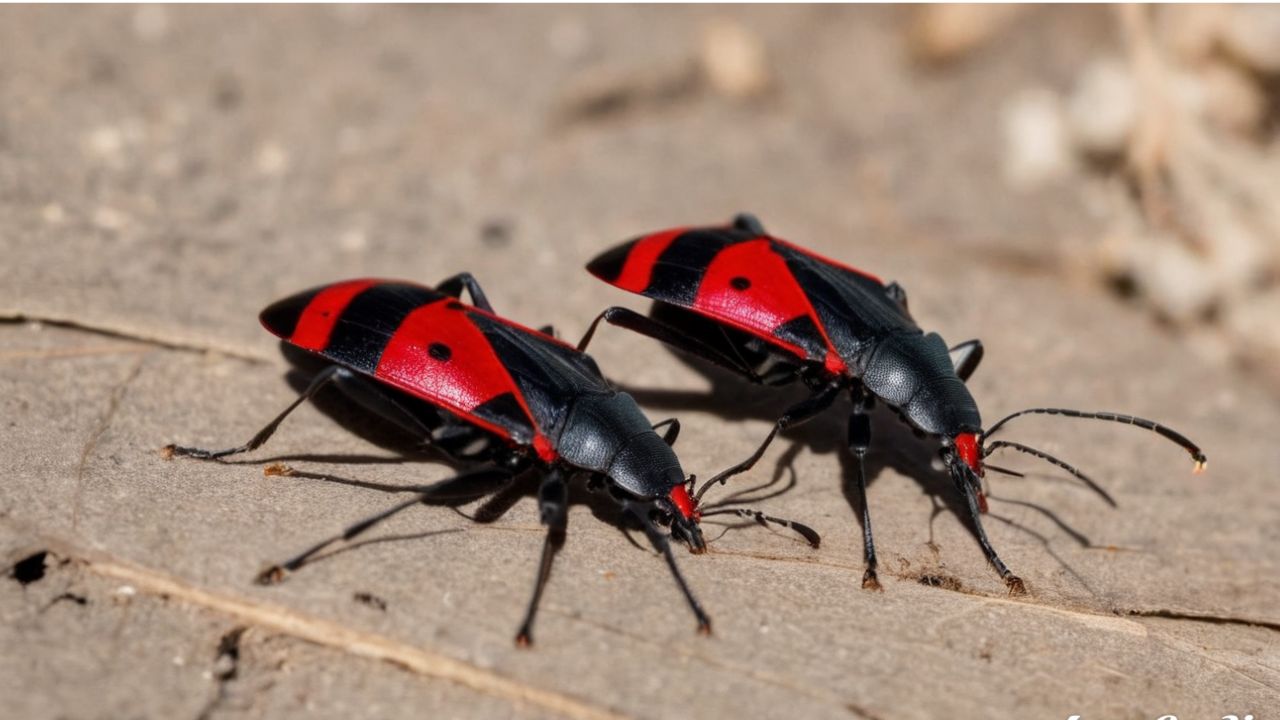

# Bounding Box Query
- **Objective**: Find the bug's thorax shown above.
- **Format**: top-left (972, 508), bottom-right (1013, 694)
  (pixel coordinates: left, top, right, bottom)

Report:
top-left (555, 391), bottom-right (689, 501)
top-left (859, 331), bottom-right (982, 438)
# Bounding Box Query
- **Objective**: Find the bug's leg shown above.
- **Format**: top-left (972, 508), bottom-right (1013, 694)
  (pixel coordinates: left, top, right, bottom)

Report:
top-left (847, 398), bottom-right (881, 590)
top-left (884, 281), bottom-right (910, 316)
top-left (695, 382), bottom-right (841, 501)
top-left (435, 272), bottom-right (494, 313)
top-left (166, 366), bottom-right (435, 461)
top-left (948, 339), bottom-right (984, 381)
top-left (732, 212), bottom-right (767, 235)
top-left (624, 501), bottom-right (712, 635)
top-left (167, 365), bottom-right (349, 460)
top-left (257, 468), bottom-right (512, 584)
top-left (576, 307), bottom-right (759, 379)
top-left (514, 468), bottom-right (568, 647)
top-left (651, 418), bottom-right (680, 446)
top-left (947, 455), bottom-right (1025, 595)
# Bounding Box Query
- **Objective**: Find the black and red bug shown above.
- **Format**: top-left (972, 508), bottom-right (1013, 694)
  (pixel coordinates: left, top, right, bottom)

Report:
top-left (165, 273), bottom-right (813, 645)
top-left (582, 214), bottom-right (1207, 593)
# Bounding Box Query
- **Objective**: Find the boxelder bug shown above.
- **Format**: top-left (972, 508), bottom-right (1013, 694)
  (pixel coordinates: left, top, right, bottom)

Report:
top-left (166, 273), bottom-right (816, 644)
top-left (582, 214), bottom-right (1207, 593)
top-left (168, 274), bottom-right (709, 645)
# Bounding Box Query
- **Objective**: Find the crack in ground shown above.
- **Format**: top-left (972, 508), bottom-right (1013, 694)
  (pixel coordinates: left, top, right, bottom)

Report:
top-left (73, 355), bottom-right (147, 531)
top-left (1124, 608), bottom-right (1280, 633)
top-left (32, 537), bottom-right (629, 720)
top-left (0, 314), bottom-right (268, 363)
top-left (195, 626), bottom-right (248, 720)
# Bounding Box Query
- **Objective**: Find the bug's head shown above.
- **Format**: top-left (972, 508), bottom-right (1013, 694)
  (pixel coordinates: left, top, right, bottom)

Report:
top-left (662, 478), bottom-right (707, 554)
top-left (948, 432), bottom-right (988, 512)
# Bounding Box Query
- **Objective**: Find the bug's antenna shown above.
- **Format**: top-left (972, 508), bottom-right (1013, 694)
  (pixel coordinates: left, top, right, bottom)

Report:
top-left (984, 464), bottom-right (1025, 478)
top-left (698, 508), bottom-right (821, 548)
top-left (982, 408), bottom-right (1206, 472)
top-left (982, 440), bottom-right (1116, 507)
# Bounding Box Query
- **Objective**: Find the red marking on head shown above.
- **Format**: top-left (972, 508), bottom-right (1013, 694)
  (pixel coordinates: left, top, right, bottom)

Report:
top-left (823, 351), bottom-right (847, 374)
top-left (287, 279), bottom-right (378, 350)
top-left (954, 432), bottom-right (982, 476)
top-left (954, 432), bottom-right (988, 513)
top-left (668, 483), bottom-right (698, 521)
top-left (614, 228), bottom-right (685, 293)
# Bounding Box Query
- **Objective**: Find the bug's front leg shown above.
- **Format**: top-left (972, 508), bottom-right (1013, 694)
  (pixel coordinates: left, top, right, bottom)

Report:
top-left (847, 392), bottom-right (880, 590)
top-left (945, 452), bottom-right (1026, 595)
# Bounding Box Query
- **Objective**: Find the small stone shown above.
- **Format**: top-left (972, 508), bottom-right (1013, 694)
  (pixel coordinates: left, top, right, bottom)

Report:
top-left (1190, 62), bottom-right (1266, 136)
top-left (907, 4), bottom-right (1027, 65)
top-left (701, 20), bottom-right (770, 99)
top-left (1130, 235), bottom-right (1217, 324)
top-left (254, 142), bottom-right (289, 176)
top-left (1220, 5), bottom-right (1280, 73)
top-left (1066, 59), bottom-right (1137, 157)
top-left (339, 228), bottom-right (368, 252)
top-left (132, 6), bottom-right (169, 41)
top-left (92, 206), bottom-right (130, 232)
top-left (85, 126), bottom-right (125, 160)
top-left (1001, 87), bottom-right (1070, 189)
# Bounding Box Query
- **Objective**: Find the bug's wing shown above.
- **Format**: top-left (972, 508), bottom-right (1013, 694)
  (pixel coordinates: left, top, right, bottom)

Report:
top-left (767, 238), bottom-right (920, 360)
top-left (588, 224), bottom-right (913, 371)
top-left (260, 279), bottom-right (557, 452)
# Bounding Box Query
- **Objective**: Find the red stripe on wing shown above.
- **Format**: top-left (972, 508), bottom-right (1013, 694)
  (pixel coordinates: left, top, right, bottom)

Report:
top-left (289, 279), bottom-right (379, 351)
top-left (693, 238), bottom-right (847, 372)
top-left (614, 227), bottom-right (686, 293)
top-left (374, 299), bottom-right (555, 459)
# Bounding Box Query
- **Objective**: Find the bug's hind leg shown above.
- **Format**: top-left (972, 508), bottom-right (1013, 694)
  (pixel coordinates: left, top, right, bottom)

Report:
top-left (436, 272), bottom-right (495, 313)
top-left (166, 365), bottom-right (433, 461)
top-left (847, 401), bottom-right (881, 590)
top-left (167, 365), bottom-right (348, 460)
top-left (514, 469), bottom-right (568, 647)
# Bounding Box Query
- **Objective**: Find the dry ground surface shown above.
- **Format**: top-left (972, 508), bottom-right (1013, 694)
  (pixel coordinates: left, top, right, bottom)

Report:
top-left (2, 6), bottom-right (1277, 719)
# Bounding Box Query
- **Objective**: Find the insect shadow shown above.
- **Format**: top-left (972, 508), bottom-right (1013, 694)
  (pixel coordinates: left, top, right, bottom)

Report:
top-left (616, 348), bottom-right (1100, 590)
top-left (232, 343), bottom-right (805, 565)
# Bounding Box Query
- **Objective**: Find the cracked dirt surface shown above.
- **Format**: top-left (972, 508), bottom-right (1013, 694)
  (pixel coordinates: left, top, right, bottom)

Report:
top-left (2, 6), bottom-right (1277, 719)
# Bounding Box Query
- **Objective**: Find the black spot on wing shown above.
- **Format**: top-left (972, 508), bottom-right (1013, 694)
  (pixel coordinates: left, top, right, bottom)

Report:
top-left (326, 284), bottom-right (440, 373)
top-left (259, 287), bottom-right (320, 339)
